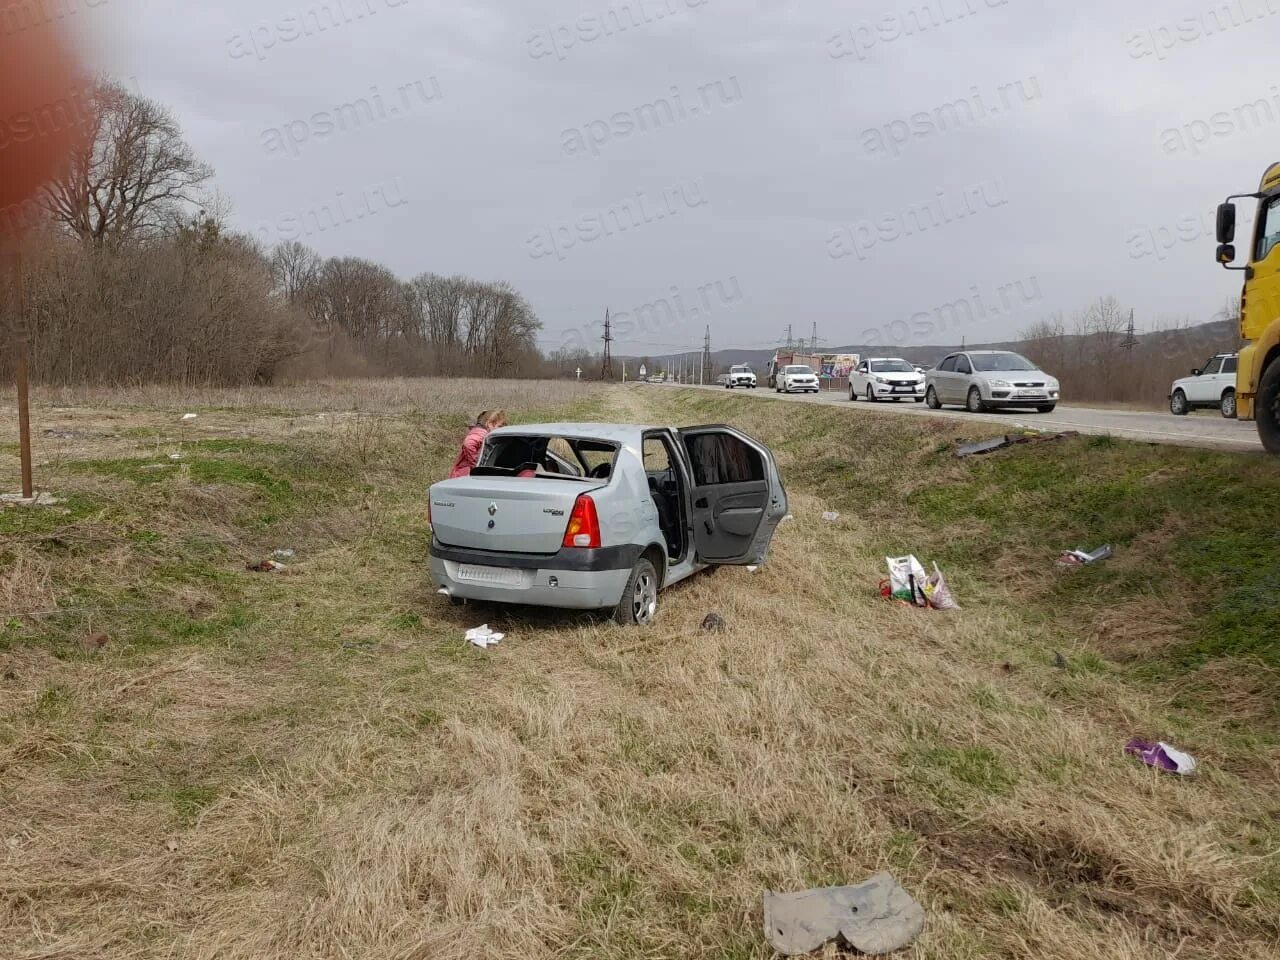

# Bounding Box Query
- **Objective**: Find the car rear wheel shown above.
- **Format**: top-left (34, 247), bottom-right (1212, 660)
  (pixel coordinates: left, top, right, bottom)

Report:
top-left (1170, 389), bottom-right (1189, 416)
top-left (1220, 389), bottom-right (1236, 419)
top-left (926, 386), bottom-right (941, 409)
top-left (966, 386), bottom-right (985, 413)
top-left (614, 558), bottom-right (659, 626)
top-left (849, 385), bottom-right (857, 401)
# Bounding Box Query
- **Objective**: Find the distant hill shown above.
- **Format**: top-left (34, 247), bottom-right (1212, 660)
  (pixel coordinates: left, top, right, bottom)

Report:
top-left (625, 320), bottom-right (1237, 371)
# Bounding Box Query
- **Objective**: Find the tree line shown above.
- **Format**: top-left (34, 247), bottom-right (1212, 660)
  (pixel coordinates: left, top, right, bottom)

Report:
top-left (1, 79), bottom-right (547, 386)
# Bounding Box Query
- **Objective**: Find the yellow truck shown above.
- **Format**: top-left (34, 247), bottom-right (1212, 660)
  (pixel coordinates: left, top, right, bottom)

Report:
top-left (1216, 162), bottom-right (1280, 452)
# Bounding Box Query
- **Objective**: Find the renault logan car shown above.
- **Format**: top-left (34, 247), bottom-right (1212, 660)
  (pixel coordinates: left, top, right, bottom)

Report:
top-left (429, 423), bottom-right (788, 625)
top-left (925, 350), bottom-right (1060, 413)
top-left (776, 364), bottom-right (819, 393)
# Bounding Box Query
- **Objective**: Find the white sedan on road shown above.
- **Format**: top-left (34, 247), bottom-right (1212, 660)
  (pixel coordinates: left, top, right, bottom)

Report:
top-left (1169, 353), bottom-right (1238, 418)
top-left (925, 350), bottom-right (1060, 413)
top-left (848, 357), bottom-right (926, 402)
top-left (776, 364), bottom-right (820, 394)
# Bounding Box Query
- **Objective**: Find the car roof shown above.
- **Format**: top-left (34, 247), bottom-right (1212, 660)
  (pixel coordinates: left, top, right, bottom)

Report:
top-left (489, 423), bottom-right (651, 444)
top-left (964, 349), bottom-right (1021, 355)
top-left (864, 356), bottom-right (909, 362)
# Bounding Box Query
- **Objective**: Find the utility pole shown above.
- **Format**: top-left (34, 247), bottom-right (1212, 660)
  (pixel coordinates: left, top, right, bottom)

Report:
top-left (785, 324), bottom-right (793, 350)
top-left (6, 252), bottom-right (33, 500)
top-left (600, 308), bottom-right (614, 380)
top-left (1121, 308), bottom-right (1138, 351)
top-left (811, 322), bottom-right (820, 354)
top-left (702, 324), bottom-right (711, 385)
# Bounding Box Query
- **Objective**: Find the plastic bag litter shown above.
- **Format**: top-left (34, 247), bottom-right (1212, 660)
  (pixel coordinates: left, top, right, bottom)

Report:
top-left (923, 562), bottom-right (960, 610)
top-left (1056, 545), bottom-right (1112, 566)
top-left (181, 413), bottom-right (198, 422)
top-left (886, 555), bottom-right (928, 606)
top-left (465, 624), bottom-right (503, 649)
top-left (821, 511), bottom-right (840, 522)
top-left (1125, 738), bottom-right (1197, 775)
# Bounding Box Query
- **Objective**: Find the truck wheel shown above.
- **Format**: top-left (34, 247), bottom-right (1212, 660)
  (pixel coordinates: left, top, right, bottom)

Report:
top-left (966, 386), bottom-right (986, 413)
top-left (926, 386), bottom-right (941, 409)
top-left (1220, 389), bottom-right (1236, 419)
top-left (614, 558), bottom-right (659, 626)
top-left (1258, 361), bottom-right (1280, 453)
top-left (1170, 389), bottom-right (1189, 415)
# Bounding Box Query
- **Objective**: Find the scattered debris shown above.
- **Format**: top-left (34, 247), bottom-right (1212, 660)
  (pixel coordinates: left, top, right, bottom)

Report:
top-left (1056, 545), bottom-right (1113, 566)
top-left (181, 413), bottom-right (199, 422)
top-left (782, 514), bottom-right (795, 523)
top-left (1053, 651), bottom-right (1068, 669)
top-left (168, 452), bottom-right (183, 461)
top-left (165, 839), bottom-right (180, 852)
top-left (821, 511), bottom-right (840, 522)
top-left (1125, 738), bottom-right (1197, 775)
top-left (81, 633), bottom-right (110, 652)
top-left (701, 612), bottom-right (727, 633)
top-left (246, 559), bottom-right (286, 573)
top-left (746, 565), bottom-right (761, 574)
top-left (1, 492), bottom-right (62, 506)
top-left (763, 873), bottom-right (925, 956)
top-left (43, 429), bottom-right (77, 440)
top-left (954, 430), bottom-right (1080, 458)
top-left (884, 556), bottom-right (958, 610)
top-left (272, 548), bottom-right (296, 560)
top-left (465, 624), bottom-right (503, 649)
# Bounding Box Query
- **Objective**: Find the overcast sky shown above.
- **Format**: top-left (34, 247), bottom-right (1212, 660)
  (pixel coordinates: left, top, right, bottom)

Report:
top-left (76, 0), bottom-right (1278, 355)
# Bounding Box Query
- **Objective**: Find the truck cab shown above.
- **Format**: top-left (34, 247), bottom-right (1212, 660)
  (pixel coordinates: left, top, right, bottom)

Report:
top-left (1215, 161), bottom-right (1280, 451)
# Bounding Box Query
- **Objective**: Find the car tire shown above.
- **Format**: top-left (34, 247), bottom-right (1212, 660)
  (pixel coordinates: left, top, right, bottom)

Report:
top-left (1258, 360), bottom-right (1280, 453)
top-left (614, 558), bottom-right (659, 626)
top-left (1036, 404), bottom-right (1057, 413)
top-left (1170, 389), bottom-right (1189, 416)
top-left (849, 386), bottom-right (857, 401)
top-left (866, 385), bottom-right (877, 403)
top-left (1220, 389), bottom-right (1236, 419)
top-left (966, 386), bottom-right (985, 413)
top-left (926, 386), bottom-right (941, 409)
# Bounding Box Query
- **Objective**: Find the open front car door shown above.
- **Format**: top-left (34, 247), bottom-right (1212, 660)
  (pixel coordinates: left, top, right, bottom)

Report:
top-left (677, 425), bottom-right (788, 564)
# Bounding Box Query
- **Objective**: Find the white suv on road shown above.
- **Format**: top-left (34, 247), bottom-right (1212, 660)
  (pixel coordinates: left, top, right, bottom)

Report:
top-left (776, 364), bottom-right (819, 394)
top-left (1169, 353), bottom-right (1238, 418)
top-left (726, 364), bottom-right (757, 389)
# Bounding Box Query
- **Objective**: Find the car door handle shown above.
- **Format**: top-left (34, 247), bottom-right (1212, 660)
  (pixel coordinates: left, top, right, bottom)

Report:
top-left (694, 497), bottom-right (708, 508)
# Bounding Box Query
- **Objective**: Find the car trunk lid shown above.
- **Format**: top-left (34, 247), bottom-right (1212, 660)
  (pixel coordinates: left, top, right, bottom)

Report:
top-left (430, 477), bottom-right (606, 554)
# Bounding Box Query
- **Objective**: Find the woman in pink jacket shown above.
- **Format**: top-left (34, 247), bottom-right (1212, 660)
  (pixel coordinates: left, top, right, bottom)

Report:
top-left (448, 409), bottom-right (505, 478)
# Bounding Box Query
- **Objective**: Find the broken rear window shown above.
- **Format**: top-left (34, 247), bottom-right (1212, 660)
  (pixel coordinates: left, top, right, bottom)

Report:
top-left (476, 434), bottom-right (619, 480)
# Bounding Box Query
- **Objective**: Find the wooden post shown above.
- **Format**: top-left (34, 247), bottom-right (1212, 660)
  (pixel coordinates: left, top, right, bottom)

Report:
top-left (7, 252), bottom-right (33, 499)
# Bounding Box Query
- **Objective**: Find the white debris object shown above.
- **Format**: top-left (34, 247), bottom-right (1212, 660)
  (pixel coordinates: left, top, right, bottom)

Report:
top-left (822, 511), bottom-right (840, 522)
top-left (1, 492), bottom-right (62, 506)
top-left (782, 514), bottom-right (795, 523)
top-left (465, 624), bottom-right (504, 649)
top-left (181, 413), bottom-right (198, 421)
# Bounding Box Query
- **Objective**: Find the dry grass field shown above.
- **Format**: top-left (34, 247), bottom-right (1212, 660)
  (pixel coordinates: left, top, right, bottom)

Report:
top-left (1, 379), bottom-right (1277, 960)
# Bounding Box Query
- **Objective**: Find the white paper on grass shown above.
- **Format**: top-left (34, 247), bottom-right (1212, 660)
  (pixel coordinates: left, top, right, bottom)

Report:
top-left (465, 625), bottom-right (504, 649)
top-left (1158, 742), bottom-right (1198, 775)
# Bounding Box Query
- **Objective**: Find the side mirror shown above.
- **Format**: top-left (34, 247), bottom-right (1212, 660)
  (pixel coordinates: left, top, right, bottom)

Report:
top-left (1216, 202), bottom-right (1236, 243)
top-left (1217, 243), bottom-right (1236, 264)
top-left (1192, 368), bottom-right (1202, 377)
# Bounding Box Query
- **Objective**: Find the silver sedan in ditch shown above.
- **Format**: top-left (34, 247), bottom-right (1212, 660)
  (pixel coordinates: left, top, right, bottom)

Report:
top-left (925, 350), bottom-right (1060, 413)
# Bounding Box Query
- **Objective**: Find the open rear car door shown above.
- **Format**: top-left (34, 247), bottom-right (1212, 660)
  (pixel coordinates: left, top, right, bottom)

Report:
top-left (677, 425), bottom-right (788, 565)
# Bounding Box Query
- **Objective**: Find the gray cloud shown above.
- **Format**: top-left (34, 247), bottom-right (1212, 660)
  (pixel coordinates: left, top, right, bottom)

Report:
top-left (88, 0), bottom-right (1269, 355)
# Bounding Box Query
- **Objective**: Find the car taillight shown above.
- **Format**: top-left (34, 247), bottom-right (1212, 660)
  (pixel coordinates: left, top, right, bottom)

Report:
top-left (562, 494), bottom-right (601, 549)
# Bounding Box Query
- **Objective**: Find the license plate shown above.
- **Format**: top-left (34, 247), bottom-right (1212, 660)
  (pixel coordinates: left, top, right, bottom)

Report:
top-left (1016, 390), bottom-right (1045, 398)
top-left (893, 386), bottom-right (912, 393)
top-left (456, 564), bottom-right (527, 586)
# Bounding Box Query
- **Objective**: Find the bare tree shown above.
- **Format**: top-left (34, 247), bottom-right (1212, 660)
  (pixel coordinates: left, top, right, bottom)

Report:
top-left (42, 80), bottom-right (213, 246)
top-left (270, 241), bottom-right (321, 305)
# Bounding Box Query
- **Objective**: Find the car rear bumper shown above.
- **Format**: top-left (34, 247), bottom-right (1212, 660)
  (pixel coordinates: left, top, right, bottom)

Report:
top-left (429, 538), bottom-right (638, 609)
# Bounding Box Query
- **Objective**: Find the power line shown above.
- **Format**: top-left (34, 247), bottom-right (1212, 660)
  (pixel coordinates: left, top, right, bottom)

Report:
top-left (1122, 308), bottom-right (1138, 350)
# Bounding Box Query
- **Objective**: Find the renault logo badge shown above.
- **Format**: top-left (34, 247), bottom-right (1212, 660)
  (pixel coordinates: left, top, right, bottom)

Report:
top-left (488, 502), bottom-right (498, 516)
